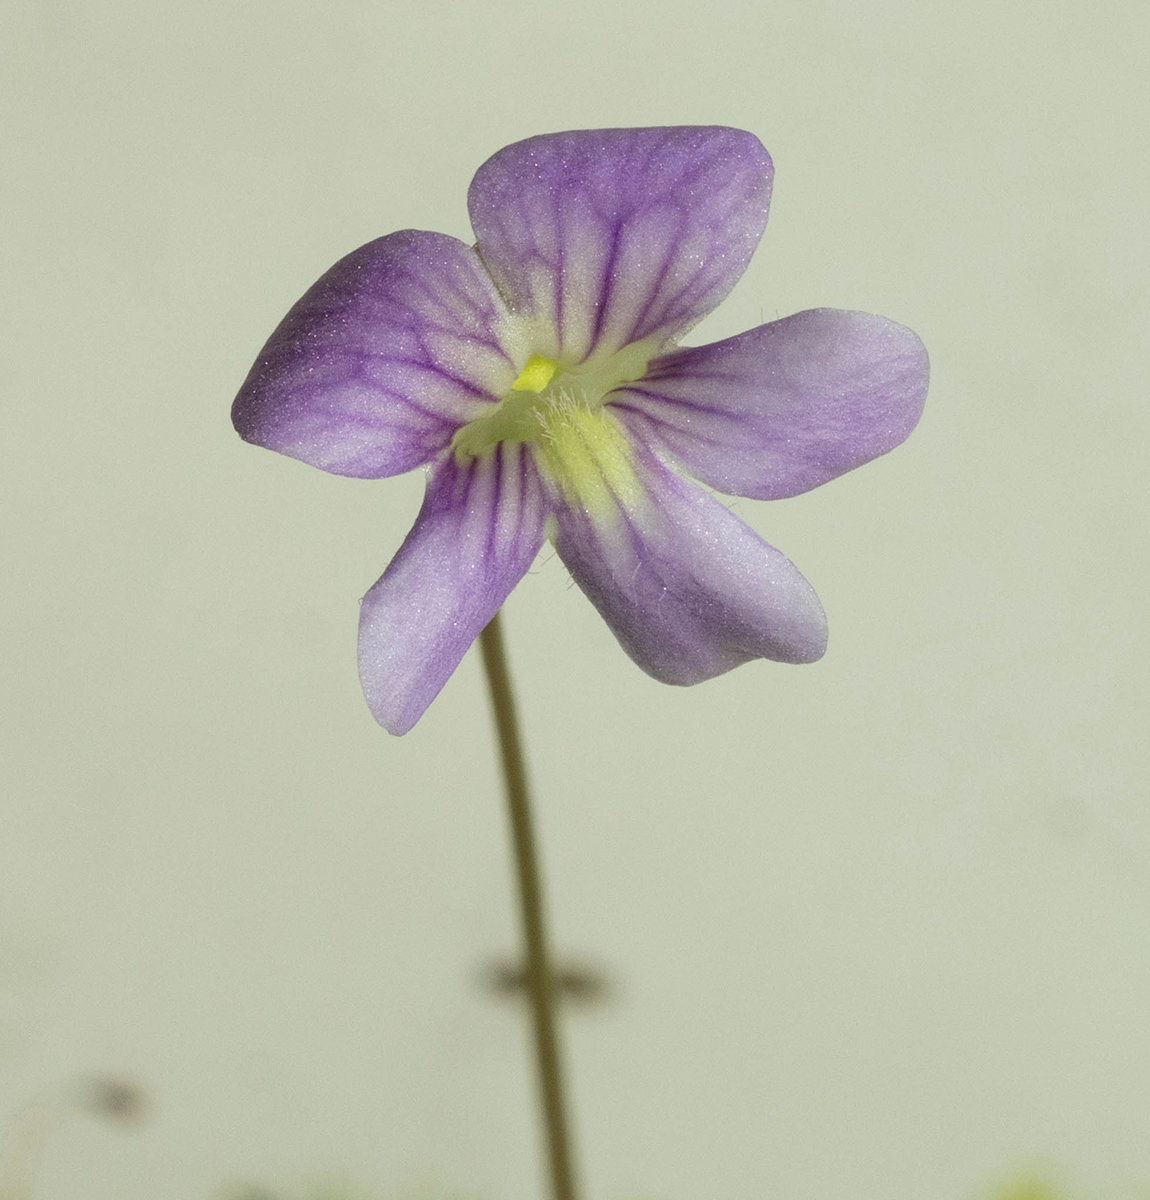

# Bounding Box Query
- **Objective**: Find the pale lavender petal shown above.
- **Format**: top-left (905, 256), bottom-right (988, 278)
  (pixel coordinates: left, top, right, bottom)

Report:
top-left (358, 443), bottom-right (549, 735)
top-left (468, 127), bottom-right (772, 367)
top-left (552, 442), bottom-right (826, 685)
top-left (233, 231), bottom-right (522, 479)
top-left (609, 309), bottom-right (929, 500)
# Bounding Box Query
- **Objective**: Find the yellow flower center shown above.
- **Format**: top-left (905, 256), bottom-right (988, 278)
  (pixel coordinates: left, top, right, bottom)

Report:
top-left (510, 353), bottom-right (559, 393)
top-left (452, 343), bottom-right (655, 518)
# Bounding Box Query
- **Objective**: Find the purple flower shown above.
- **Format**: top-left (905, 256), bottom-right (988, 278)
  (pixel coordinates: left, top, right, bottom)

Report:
top-left (233, 127), bottom-right (928, 735)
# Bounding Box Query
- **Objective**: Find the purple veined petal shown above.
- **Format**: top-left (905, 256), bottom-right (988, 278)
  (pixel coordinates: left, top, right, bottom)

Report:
top-left (233, 231), bottom-right (524, 479)
top-left (468, 127), bottom-right (773, 368)
top-left (551, 440), bottom-right (827, 686)
top-left (358, 442), bottom-right (550, 735)
top-left (609, 309), bottom-right (929, 500)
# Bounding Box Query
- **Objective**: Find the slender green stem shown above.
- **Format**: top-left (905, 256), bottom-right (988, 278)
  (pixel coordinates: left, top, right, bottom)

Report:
top-left (478, 610), bottom-right (580, 1200)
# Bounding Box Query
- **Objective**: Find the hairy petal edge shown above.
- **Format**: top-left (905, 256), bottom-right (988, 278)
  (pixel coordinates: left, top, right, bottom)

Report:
top-left (358, 442), bottom-right (549, 733)
top-left (468, 126), bottom-right (772, 368)
top-left (551, 439), bottom-right (827, 685)
top-left (609, 309), bottom-right (929, 500)
top-left (233, 231), bottom-right (523, 479)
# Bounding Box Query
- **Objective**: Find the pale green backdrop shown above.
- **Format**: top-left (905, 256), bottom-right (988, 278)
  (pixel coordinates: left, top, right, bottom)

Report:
top-left (2, 1), bottom-right (1148, 1198)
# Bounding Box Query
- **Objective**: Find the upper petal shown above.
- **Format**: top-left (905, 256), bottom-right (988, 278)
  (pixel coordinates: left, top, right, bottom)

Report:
top-left (608, 309), bottom-right (929, 500)
top-left (468, 127), bottom-right (772, 368)
top-left (233, 231), bottom-right (522, 479)
top-left (358, 442), bottom-right (549, 735)
top-left (550, 436), bottom-right (826, 686)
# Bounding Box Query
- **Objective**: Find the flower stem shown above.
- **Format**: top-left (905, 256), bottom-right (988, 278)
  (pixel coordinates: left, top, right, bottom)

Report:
top-left (478, 610), bottom-right (580, 1200)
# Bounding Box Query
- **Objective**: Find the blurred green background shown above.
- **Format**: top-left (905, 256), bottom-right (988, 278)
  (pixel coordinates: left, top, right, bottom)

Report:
top-left (2, 0), bottom-right (1147, 1197)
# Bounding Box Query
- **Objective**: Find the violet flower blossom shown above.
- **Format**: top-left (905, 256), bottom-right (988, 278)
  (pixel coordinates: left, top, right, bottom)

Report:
top-left (233, 127), bottom-right (928, 735)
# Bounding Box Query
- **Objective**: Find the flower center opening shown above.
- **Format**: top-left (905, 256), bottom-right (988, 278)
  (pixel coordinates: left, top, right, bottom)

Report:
top-left (452, 342), bottom-right (653, 463)
top-left (452, 343), bottom-right (657, 518)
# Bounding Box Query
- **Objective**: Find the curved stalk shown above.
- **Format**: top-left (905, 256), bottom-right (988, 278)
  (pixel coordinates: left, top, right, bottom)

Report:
top-left (478, 611), bottom-right (580, 1200)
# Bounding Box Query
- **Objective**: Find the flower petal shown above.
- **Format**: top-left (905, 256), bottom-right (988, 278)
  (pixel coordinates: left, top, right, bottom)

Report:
top-left (609, 309), bottom-right (929, 500)
top-left (233, 231), bottom-right (522, 479)
top-left (468, 127), bottom-right (772, 368)
top-left (358, 443), bottom-right (549, 735)
top-left (551, 441), bottom-right (826, 685)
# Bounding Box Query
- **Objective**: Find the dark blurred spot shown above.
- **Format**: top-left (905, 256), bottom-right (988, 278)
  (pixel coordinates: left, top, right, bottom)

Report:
top-left (81, 1075), bottom-right (149, 1124)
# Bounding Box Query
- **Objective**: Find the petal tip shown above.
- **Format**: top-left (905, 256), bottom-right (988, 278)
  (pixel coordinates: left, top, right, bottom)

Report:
top-left (769, 579), bottom-right (829, 666)
top-left (356, 613), bottom-right (434, 737)
top-left (790, 618), bottom-right (829, 665)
